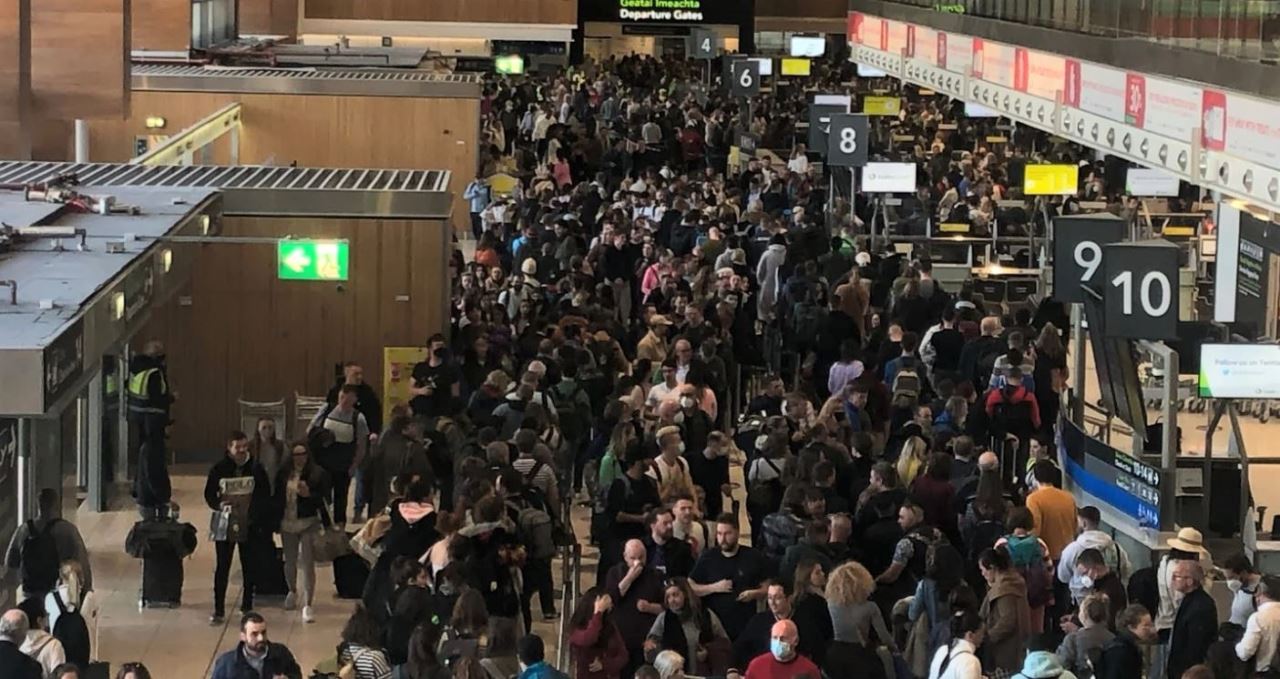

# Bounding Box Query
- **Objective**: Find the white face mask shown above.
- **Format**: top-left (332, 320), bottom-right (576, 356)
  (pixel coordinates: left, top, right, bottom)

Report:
top-left (1079, 574), bottom-right (1095, 590)
top-left (678, 442), bottom-right (687, 454)
top-left (1227, 579), bottom-right (1244, 593)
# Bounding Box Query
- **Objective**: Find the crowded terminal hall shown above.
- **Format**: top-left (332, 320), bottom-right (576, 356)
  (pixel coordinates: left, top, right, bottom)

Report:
top-left (1, 11), bottom-right (1277, 679)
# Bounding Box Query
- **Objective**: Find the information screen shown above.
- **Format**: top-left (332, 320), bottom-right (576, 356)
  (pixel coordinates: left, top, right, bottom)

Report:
top-left (494, 54), bottom-right (525, 74)
top-left (615, 0), bottom-right (739, 23)
top-left (862, 163), bottom-right (917, 193)
top-left (780, 58), bottom-right (811, 76)
top-left (857, 63), bottom-right (888, 78)
top-left (863, 96), bottom-right (902, 116)
top-left (1023, 164), bottom-right (1079, 196)
top-left (749, 56), bottom-right (773, 77)
top-left (1126, 168), bottom-right (1180, 197)
top-left (1199, 343), bottom-right (1280, 398)
top-left (789, 35), bottom-right (825, 57)
top-left (965, 102), bottom-right (1001, 118)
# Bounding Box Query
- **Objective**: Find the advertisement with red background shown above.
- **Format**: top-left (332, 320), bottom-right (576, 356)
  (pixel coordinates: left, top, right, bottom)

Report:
top-left (1013, 48), bottom-right (1029, 92)
top-left (976, 39), bottom-right (1017, 88)
top-left (848, 12), bottom-right (862, 44)
top-left (1063, 59), bottom-right (1081, 106)
top-left (1208, 91), bottom-right (1280, 169)
top-left (886, 19), bottom-right (907, 54)
top-left (937, 31), bottom-right (947, 69)
top-left (1125, 74), bottom-right (1146, 127)
top-left (879, 18), bottom-right (888, 50)
top-left (906, 25), bottom-right (915, 58)
top-left (971, 38), bottom-right (984, 78)
top-left (945, 32), bottom-right (970, 74)
top-left (1201, 89), bottom-right (1227, 152)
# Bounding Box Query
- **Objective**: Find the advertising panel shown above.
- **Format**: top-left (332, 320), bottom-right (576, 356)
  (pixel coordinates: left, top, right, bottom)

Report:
top-left (1024, 164), bottom-right (1079, 195)
top-left (1144, 76), bottom-right (1201, 142)
top-left (1203, 90), bottom-right (1280, 170)
top-left (1199, 344), bottom-right (1280, 399)
top-left (1024, 50), bottom-right (1065, 101)
top-left (1063, 59), bottom-right (1127, 123)
top-left (944, 32), bottom-right (970, 74)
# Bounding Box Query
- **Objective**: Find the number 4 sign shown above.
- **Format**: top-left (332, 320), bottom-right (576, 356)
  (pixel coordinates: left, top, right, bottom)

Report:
top-left (1103, 239), bottom-right (1180, 340)
top-left (690, 28), bottom-right (714, 59)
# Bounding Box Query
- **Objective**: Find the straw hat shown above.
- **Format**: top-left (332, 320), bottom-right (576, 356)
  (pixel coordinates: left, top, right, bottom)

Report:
top-left (1167, 527), bottom-right (1208, 555)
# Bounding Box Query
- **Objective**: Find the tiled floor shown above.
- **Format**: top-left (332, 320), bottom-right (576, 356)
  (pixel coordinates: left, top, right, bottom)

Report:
top-left (75, 468), bottom-right (585, 678)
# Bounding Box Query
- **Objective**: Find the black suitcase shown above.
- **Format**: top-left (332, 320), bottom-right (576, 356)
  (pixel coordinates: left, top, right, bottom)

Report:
top-left (333, 553), bottom-right (369, 599)
top-left (141, 552), bottom-right (183, 608)
top-left (254, 546), bottom-right (290, 598)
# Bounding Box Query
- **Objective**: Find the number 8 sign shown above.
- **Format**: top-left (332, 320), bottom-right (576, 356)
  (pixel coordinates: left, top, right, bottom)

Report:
top-left (1050, 213), bottom-right (1126, 303)
top-left (826, 113), bottom-right (869, 168)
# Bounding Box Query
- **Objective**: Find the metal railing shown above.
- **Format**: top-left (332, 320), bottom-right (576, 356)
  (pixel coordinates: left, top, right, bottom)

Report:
top-left (132, 102), bottom-right (242, 166)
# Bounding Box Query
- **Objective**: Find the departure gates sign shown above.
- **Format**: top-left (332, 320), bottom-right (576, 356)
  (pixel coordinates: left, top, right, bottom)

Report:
top-left (277, 239), bottom-right (350, 281)
top-left (618, 0), bottom-right (706, 21)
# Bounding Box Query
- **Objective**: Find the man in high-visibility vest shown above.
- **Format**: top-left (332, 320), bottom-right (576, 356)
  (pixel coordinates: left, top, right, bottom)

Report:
top-left (128, 339), bottom-right (174, 514)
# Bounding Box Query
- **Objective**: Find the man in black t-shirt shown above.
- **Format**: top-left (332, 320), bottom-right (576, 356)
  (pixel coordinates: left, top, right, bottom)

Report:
top-left (410, 334), bottom-right (461, 418)
top-left (598, 453), bottom-right (660, 581)
top-left (689, 514), bottom-right (775, 640)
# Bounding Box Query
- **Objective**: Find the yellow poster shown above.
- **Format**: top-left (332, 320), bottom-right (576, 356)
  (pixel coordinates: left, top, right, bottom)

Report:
top-left (1023, 164), bottom-right (1079, 196)
top-left (863, 96), bottom-right (902, 116)
top-left (383, 346), bottom-right (429, 425)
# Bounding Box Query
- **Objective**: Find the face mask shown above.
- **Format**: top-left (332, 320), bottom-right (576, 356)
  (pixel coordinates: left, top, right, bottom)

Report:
top-left (1079, 575), bottom-right (1095, 590)
top-left (678, 442), bottom-right (686, 454)
top-left (770, 639), bottom-right (793, 660)
top-left (673, 413), bottom-right (685, 425)
top-left (1227, 579), bottom-right (1243, 593)
top-left (680, 397), bottom-right (695, 409)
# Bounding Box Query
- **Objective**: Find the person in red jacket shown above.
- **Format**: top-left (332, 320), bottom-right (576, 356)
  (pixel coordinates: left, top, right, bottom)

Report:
top-left (984, 367), bottom-right (1042, 431)
top-left (742, 620), bottom-right (820, 679)
top-left (568, 588), bottom-right (629, 679)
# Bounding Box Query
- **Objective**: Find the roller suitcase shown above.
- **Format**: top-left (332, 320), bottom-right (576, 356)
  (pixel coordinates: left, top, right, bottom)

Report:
top-left (140, 552), bottom-right (183, 608)
top-left (333, 553), bottom-right (369, 599)
top-left (254, 546), bottom-right (290, 598)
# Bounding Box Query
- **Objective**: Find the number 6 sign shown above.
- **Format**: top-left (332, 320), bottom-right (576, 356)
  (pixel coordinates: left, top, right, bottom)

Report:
top-left (730, 60), bottom-right (760, 97)
top-left (1051, 213), bottom-right (1126, 303)
top-left (826, 113), bottom-right (869, 168)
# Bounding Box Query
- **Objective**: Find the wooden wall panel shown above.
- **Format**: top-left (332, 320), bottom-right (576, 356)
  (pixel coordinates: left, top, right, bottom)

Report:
top-left (141, 215), bottom-right (450, 454)
top-left (755, 0), bottom-right (847, 18)
top-left (31, 0), bottom-right (130, 120)
top-left (0, 0), bottom-right (30, 159)
top-left (305, 0), bottom-right (575, 25)
top-left (130, 0), bottom-right (189, 51)
top-left (240, 0), bottom-right (299, 37)
top-left (88, 90), bottom-right (480, 221)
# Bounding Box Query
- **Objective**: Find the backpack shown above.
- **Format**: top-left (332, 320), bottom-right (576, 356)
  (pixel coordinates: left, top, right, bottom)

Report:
top-left (515, 464), bottom-right (556, 560)
top-left (1005, 534), bottom-right (1053, 607)
top-left (51, 590), bottom-right (90, 668)
top-left (20, 519), bottom-right (62, 593)
top-left (790, 302), bottom-right (827, 351)
top-left (967, 519), bottom-right (1006, 564)
top-left (438, 631), bottom-right (483, 668)
top-left (891, 364), bottom-right (922, 409)
top-left (553, 382), bottom-right (592, 444)
top-left (746, 458), bottom-right (783, 518)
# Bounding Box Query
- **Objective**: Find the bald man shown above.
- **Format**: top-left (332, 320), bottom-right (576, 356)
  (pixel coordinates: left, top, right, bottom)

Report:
top-left (1167, 560), bottom-right (1217, 679)
top-left (0, 610), bottom-right (43, 679)
top-left (741, 619), bottom-right (821, 679)
top-left (605, 539), bottom-right (666, 679)
top-left (954, 449), bottom-right (1003, 517)
top-left (959, 315), bottom-right (1006, 390)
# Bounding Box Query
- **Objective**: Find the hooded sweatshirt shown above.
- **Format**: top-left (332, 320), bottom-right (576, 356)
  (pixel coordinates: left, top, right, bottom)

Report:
top-left (21, 629), bottom-right (65, 674)
top-left (981, 570), bottom-right (1033, 672)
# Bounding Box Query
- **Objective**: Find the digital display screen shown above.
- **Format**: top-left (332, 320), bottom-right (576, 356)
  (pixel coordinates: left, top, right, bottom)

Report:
top-left (789, 35), bottom-right (825, 57)
top-left (1023, 164), bottom-right (1079, 196)
top-left (1199, 343), bottom-right (1280, 398)
top-left (857, 63), bottom-right (888, 78)
top-left (965, 102), bottom-right (1001, 118)
top-left (750, 56), bottom-right (773, 77)
top-left (861, 162), bottom-right (917, 193)
top-left (780, 58), bottom-right (811, 77)
top-left (1126, 168), bottom-right (1181, 197)
top-left (863, 95), bottom-right (901, 116)
top-left (494, 54), bottom-right (525, 74)
top-left (615, 0), bottom-right (737, 23)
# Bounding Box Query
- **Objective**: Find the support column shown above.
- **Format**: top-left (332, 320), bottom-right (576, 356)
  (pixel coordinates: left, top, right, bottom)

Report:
top-left (15, 418), bottom-right (30, 523)
top-left (74, 119), bottom-right (89, 162)
top-left (86, 369), bottom-right (106, 511)
top-left (115, 349), bottom-right (131, 484)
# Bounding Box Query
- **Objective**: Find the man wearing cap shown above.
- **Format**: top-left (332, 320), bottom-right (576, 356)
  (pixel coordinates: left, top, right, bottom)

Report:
top-left (637, 315), bottom-right (673, 364)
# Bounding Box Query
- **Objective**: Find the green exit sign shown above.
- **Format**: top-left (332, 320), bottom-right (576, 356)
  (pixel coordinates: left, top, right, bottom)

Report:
top-left (277, 239), bottom-right (350, 281)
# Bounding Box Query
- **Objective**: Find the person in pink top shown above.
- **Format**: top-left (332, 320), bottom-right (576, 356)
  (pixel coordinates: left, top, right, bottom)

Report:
top-left (641, 250), bottom-right (676, 299)
top-left (741, 620), bottom-right (820, 679)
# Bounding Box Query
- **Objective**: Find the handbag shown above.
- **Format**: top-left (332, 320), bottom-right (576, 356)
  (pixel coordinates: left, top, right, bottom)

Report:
top-left (349, 512), bottom-right (393, 565)
top-left (311, 507), bottom-right (351, 564)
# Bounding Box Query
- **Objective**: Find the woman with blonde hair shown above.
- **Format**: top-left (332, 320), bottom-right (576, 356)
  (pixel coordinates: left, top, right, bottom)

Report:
top-left (44, 559), bottom-right (99, 666)
top-left (826, 561), bottom-right (894, 650)
top-left (896, 436), bottom-right (930, 486)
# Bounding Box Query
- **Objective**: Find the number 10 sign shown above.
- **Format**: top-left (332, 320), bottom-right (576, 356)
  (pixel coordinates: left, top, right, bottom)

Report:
top-left (1102, 240), bottom-right (1180, 340)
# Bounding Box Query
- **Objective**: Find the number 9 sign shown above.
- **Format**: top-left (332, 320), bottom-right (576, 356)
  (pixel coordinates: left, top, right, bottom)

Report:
top-left (1051, 213), bottom-right (1126, 303)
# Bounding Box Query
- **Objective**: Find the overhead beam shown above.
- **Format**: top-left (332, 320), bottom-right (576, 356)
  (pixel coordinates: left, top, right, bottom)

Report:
top-left (131, 103), bottom-right (242, 166)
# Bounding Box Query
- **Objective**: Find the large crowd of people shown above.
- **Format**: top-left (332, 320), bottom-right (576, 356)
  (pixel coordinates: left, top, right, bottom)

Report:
top-left (0, 51), bottom-right (1261, 679)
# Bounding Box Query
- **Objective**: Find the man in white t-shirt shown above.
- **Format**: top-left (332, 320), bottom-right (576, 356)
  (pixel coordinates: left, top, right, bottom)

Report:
top-left (646, 360), bottom-right (680, 413)
top-left (309, 384), bottom-right (368, 525)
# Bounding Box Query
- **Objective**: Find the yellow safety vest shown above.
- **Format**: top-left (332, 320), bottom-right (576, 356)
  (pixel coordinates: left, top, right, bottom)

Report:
top-left (128, 367), bottom-right (168, 413)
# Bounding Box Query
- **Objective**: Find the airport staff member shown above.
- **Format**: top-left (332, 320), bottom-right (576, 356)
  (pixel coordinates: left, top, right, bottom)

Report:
top-left (127, 339), bottom-right (173, 436)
